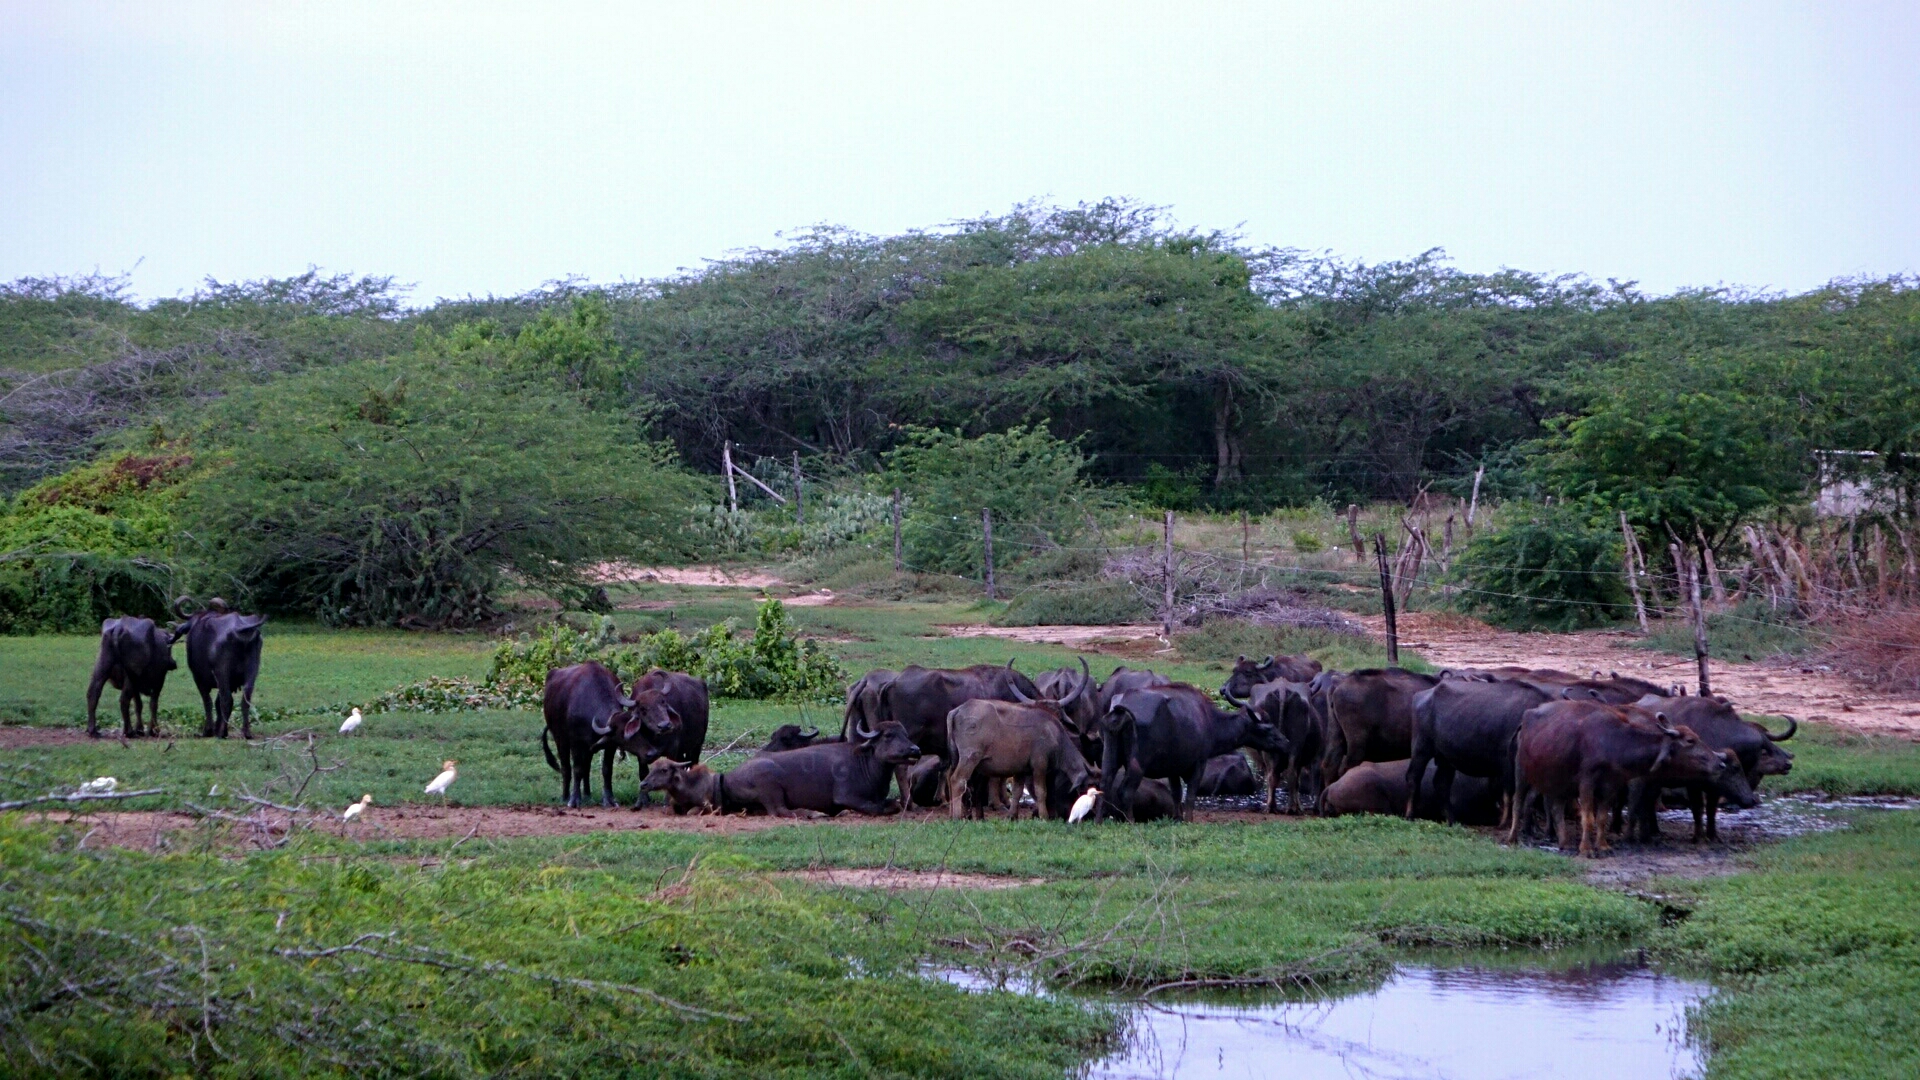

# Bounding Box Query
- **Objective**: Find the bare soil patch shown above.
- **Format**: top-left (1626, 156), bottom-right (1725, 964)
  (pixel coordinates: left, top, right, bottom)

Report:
top-left (0, 726), bottom-right (97, 749)
top-left (941, 623), bottom-right (1168, 652)
top-left (592, 564), bottom-right (786, 589)
top-left (1364, 611), bottom-right (1920, 738)
top-left (778, 867), bottom-right (1045, 890)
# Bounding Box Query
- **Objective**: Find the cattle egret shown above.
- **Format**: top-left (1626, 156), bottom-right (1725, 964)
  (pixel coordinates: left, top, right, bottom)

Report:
top-left (342, 794), bottom-right (372, 822)
top-left (1068, 787), bottom-right (1101, 824)
top-left (78, 776), bottom-right (119, 795)
top-left (340, 707), bottom-right (363, 734)
top-left (425, 760), bottom-right (458, 801)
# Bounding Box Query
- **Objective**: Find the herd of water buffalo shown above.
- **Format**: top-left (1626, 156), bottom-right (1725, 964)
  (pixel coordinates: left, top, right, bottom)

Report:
top-left (541, 652), bottom-right (1799, 856)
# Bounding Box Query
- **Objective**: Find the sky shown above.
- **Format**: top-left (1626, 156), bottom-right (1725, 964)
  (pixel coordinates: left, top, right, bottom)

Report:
top-left (3, 2), bottom-right (1916, 304)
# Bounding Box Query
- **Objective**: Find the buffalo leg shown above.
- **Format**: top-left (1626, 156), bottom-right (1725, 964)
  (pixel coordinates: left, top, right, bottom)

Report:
top-left (600, 747), bottom-right (616, 808)
top-left (85, 659), bottom-right (113, 739)
top-left (120, 687), bottom-right (137, 739)
top-left (1029, 765), bottom-right (1050, 821)
top-left (144, 687), bottom-right (161, 736)
top-left (214, 683), bottom-right (233, 738)
top-left (238, 679), bottom-right (255, 740)
top-left (570, 743), bottom-right (596, 808)
top-left (557, 739), bottom-right (575, 807)
top-left (1404, 744), bottom-right (1433, 821)
top-left (948, 755), bottom-right (979, 820)
top-left (197, 685), bottom-right (216, 737)
top-left (1433, 763), bottom-right (1459, 826)
top-left (1705, 791), bottom-right (1721, 841)
top-left (1688, 787), bottom-right (1707, 842)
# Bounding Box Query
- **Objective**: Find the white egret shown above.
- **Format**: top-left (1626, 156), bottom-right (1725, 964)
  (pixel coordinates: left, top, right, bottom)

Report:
top-left (77, 776), bottom-right (119, 795)
top-left (342, 794), bottom-right (373, 822)
top-left (1068, 787), bottom-right (1101, 824)
top-left (339, 707), bottom-right (363, 734)
top-left (424, 760), bottom-right (458, 802)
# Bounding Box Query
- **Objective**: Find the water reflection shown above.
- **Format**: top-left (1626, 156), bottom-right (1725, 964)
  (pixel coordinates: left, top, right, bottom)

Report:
top-left (1088, 961), bottom-right (1705, 1080)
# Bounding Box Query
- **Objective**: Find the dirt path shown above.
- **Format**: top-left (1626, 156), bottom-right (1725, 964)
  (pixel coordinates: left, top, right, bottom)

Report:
top-left (1359, 612), bottom-right (1920, 739)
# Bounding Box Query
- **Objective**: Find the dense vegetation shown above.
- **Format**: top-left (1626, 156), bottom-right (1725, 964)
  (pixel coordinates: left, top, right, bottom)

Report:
top-left (3, 202), bottom-right (1917, 627)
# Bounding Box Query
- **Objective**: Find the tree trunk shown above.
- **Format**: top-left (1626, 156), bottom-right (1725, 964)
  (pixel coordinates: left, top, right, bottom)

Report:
top-left (1212, 385), bottom-right (1243, 488)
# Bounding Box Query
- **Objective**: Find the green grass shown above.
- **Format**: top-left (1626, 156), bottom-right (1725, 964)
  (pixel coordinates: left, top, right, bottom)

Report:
top-left (1632, 602), bottom-right (1823, 662)
top-left (1758, 721), bottom-right (1920, 797)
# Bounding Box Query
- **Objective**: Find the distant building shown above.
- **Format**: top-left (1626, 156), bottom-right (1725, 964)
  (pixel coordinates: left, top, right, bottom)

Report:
top-left (1813, 450), bottom-right (1896, 517)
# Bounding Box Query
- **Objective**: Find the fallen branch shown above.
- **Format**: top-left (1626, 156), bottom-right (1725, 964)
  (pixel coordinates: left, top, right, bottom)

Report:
top-left (0, 788), bottom-right (166, 812)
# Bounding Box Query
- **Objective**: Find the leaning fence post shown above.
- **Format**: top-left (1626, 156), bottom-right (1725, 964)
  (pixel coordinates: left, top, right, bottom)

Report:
top-left (982, 508), bottom-right (995, 600)
top-left (722, 441), bottom-right (738, 513)
top-left (1162, 511), bottom-right (1176, 640)
top-left (892, 488), bottom-right (903, 573)
top-left (791, 452), bottom-right (804, 525)
top-left (1622, 513), bottom-right (1649, 633)
top-left (1673, 542), bottom-right (1711, 695)
top-left (1374, 533), bottom-right (1399, 665)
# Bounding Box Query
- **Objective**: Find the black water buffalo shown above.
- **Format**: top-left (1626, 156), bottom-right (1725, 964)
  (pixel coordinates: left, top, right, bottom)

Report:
top-left (946, 694), bottom-right (1093, 820)
top-left (1321, 668), bottom-right (1438, 785)
top-left (1194, 753), bottom-right (1258, 797)
top-left (641, 759), bottom-right (728, 815)
top-left (86, 616), bottom-right (177, 738)
top-left (1321, 760), bottom-right (1501, 825)
top-left (173, 598), bottom-right (265, 739)
top-left (598, 670), bottom-right (710, 808)
top-left (1099, 684), bottom-right (1290, 820)
top-left (761, 724), bottom-right (829, 753)
top-left (541, 661), bottom-right (626, 808)
top-left (1624, 749), bottom-right (1760, 842)
top-left (1226, 679), bottom-right (1325, 814)
top-left (1220, 654), bottom-right (1323, 702)
top-left (720, 720), bottom-right (922, 817)
top-left (840, 668), bottom-right (899, 738)
top-left (1406, 677), bottom-right (1554, 825)
top-left (1508, 700), bottom-right (1733, 857)
top-left (879, 662), bottom-right (1041, 808)
top-left (1034, 658), bottom-right (1102, 733)
top-left (1624, 694), bottom-right (1793, 841)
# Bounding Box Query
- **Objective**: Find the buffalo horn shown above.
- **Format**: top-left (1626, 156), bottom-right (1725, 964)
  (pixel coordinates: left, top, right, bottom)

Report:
top-left (800, 726), bottom-right (819, 740)
top-left (1260, 655), bottom-right (1274, 669)
top-left (1219, 685), bottom-right (1247, 709)
top-left (1009, 681), bottom-right (1034, 704)
top-left (1058, 657), bottom-right (1091, 709)
top-left (853, 717), bottom-right (878, 741)
top-left (1763, 715), bottom-right (1798, 742)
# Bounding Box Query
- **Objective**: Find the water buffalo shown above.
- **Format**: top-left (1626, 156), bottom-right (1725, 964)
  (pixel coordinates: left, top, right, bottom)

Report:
top-left (761, 724), bottom-right (829, 753)
top-left (1624, 750), bottom-right (1760, 842)
top-left (1220, 654), bottom-right (1322, 702)
top-left (1194, 753), bottom-right (1258, 797)
top-left (1321, 760), bottom-right (1501, 825)
top-left (1035, 658), bottom-right (1102, 733)
top-left (1406, 677), bottom-right (1554, 825)
top-left (1227, 679), bottom-right (1325, 814)
top-left (878, 662), bottom-right (1042, 809)
top-left (86, 616), bottom-right (177, 738)
top-left (1623, 694), bottom-right (1792, 841)
top-left (599, 670), bottom-right (710, 808)
top-left (721, 719), bottom-right (922, 817)
top-left (172, 598), bottom-right (265, 739)
top-left (1321, 668), bottom-right (1438, 785)
top-left (1507, 700), bottom-right (1733, 857)
top-left (641, 759), bottom-right (728, 815)
top-left (841, 668), bottom-right (899, 738)
top-left (1099, 684), bottom-right (1290, 820)
top-left (541, 661), bottom-right (627, 808)
top-left (946, 695), bottom-right (1093, 820)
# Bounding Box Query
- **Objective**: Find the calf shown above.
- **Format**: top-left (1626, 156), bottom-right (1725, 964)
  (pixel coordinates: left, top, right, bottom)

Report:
top-left (720, 720), bottom-right (922, 817)
top-left (761, 724), bottom-right (829, 753)
top-left (86, 616), bottom-right (177, 738)
top-left (1321, 760), bottom-right (1501, 826)
top-left (172, 598), bottom-right (265, 739)
top-left (640, 759), bottom-right (728, 815)
top-left (1194, 753), bottom-right (1258, 797)
top-left (1625, 750), bottom-right (1760, 842)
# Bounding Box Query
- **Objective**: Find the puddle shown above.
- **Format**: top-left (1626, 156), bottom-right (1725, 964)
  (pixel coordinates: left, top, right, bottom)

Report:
top-left (927, 954), bottom-right (1706, 1080)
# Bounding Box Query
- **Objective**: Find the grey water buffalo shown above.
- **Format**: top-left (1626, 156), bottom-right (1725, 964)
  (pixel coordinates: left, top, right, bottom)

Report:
top-left (641, 759), bottom-right (728, 815)
top-left (1320, 668), bottom-right (1438, 785)
top-left (597, 670), bottom-right (710, 808)
top-left (1194, 753), bottom-right (1258, 797)
top-left (172, 598), bottom-right (265, 739)
top-left (1508, 700), bottom-right (1733, 857)
top-left (1624, 694), bottom-right (1793, 841)
top-left (1226, 679), bottom-right (1325, 814)
top-left (541, 661), bottom-right (628, 808)
top-left (946, 694), bottom-right (1094, 820)
top-left (1220, 654), bottom-right (1322, 702)
top-left (841, 668), bottom-right (898, 738)
top-left (761, 724), bottom-right (829, 753)
top-left (1321, 760), bottom-right (1501, 825)
top-left (721, 720), bottom-right (922, 817)
top-left (1099, 684), bottom-right (1290, 820)
top-left (881, 662), bottom-right (1041, 759)
top-left (1406, 677), bottom-right (1554, 825)
top-left (86, 616), bottom-right (176, 738)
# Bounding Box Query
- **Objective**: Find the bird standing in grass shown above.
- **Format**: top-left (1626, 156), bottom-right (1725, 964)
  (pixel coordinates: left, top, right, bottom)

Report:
top-left (342, 794), bottom-right (372, 822)
top-left (1068, 787), bottom-right (1101, 824)
top-left (425, 760), bottom-right (458, 803)
top-left (340, 707), bottom-right (363, 735)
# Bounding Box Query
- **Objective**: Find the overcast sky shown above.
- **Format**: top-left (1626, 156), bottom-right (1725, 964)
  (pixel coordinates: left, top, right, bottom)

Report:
top-left (3, 2), bottom-right (1915, 304)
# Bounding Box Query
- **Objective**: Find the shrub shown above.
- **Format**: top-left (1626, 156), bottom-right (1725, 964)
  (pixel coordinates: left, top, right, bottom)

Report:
top-left (1290, 530), bottom-right (1324, 553)
top-left (996, 582), bottom-right (1153, 626)
top-left (1451, 505), bottom-right (1628, 631)
top-left (885, 426), bottom-right (1101, 577)
top-left (177, 354), bottom-right (702, 627)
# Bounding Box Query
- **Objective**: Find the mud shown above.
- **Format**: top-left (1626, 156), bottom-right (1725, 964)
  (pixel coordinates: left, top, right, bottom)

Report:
top-left (1364, 611), bottom-right (1920, 738)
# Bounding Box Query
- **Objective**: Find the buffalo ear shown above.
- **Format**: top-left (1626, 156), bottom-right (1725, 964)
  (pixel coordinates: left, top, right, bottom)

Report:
top-left (623, 715), bottom-right (644, 741)
top-left (662, 706), bottom-right (683, 731)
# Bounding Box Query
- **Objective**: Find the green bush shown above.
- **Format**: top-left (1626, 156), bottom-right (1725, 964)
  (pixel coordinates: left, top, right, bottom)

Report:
top-left (1290, 530), bottom-right (1324, 553)
top-left (995, 581), bottom-right (1152, 626)
top-left (886, 425), bottom-right (1101, 577)
top-left (177, 353), bottom-right (702, 627)
top-left (1451, 505), bottom-right (1628, 631)
top-left (378, 600), bottom-right (848, 711)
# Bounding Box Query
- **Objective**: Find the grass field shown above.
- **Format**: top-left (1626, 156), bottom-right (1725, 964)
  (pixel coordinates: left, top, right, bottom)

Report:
top-left (4, 584), bottom-right (1919, 1077)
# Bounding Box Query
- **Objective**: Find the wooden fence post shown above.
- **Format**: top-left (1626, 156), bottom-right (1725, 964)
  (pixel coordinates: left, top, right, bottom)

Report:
top-left (892, 488), bottom-right (903, 573)
top-left (1162, 511), bottom-right (1176, 640)
top-left (1241, 510), bottom-right (1251, 566)
top-left (1346, 505), bottom-right (1365, 562)
top-left (982, 508), bottom-right (994, 599)
top-left (1374, 533), bottom-right (1399, 665)
top-left (1673, 542), bottom-right (1711, 695)
top-left (791, 452), bottom-right (804, 525)
top-left (1465, 462), bottom-right (1485, 532)
top-left (722, 441), bottom-right (738, 513)
top-left (1621, 513), bottom-right (1649, 633)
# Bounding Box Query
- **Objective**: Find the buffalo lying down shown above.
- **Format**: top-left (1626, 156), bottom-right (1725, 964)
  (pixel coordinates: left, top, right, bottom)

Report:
top-left (1321, 760), bottom-right (1500, 826)
top-left (87, 616), bottom-right (176, 738)
top-left (721, 720), bottom-right (922, 817)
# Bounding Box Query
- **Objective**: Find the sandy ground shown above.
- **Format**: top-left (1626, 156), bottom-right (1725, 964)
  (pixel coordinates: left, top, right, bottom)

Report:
top-left (1360, 611), bottom-right (1920, 738)
top-left (777, 867), bottom-right (1047, 890)
top-left (592, 564), bottom-right (786, 589)
top-left (941, 623), bottom-right (1168, 649)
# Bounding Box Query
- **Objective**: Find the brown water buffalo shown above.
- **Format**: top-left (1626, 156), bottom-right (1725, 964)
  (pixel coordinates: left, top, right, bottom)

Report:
top-left (1624, 749), bottom-right (1759, 842)
top-left (172, 598), bottom-right (265, 739)
top-left (86, 616), bottom-right (177, 738)
top-left (1406, 677), bottom-right (1554, 825)
top-left (599, 670), bottom-right (710, 808)
top-left (840, 668), bottom-right (898, 738)
top-left (721, 720), bottom-right (922, 817)
top-left (1099, 684), bottom-right (1290, 820)
top-left (640, 759), bottom-right (727, 815)
top-left (1227, 679), bottom-right (1325, 814)
top-left (1220, 654), bottom-right (1322, 702)
top-left (1624, 694), bottom-right (1793, 841)
top-left (541, 661), bottom-right (625, 807)
top-left (1321, 760), bottom-right (1501, 825)
top-left (1508, 700), bottom-right (1733, 857)
top-left (1320, 668), bottom-right (1438, 785)
top-left (946, 696), bottom-right (1093, 820)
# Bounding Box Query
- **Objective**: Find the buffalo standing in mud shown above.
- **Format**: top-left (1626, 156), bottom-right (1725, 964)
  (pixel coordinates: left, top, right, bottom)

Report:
top-left (595, 670), bottom-right (710, 808)
top-left (1099, 684), bottom-right (1290, 821)
top-left (945, 681), bottom-right (1094, 821)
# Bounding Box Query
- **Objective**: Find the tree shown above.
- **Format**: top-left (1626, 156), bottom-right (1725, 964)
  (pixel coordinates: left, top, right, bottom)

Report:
top-left (178, 353), bottom-right (702, 626)
top-left (884, 426), bottom-right (1098, 577)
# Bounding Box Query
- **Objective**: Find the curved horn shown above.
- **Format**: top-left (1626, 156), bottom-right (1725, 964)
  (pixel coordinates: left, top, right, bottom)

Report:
top-left (853, 717), bottom-right (878, 741)
top-left (1259, 655), bottom-right (1274, 669)
top-left (1057, 660), bottom-right (1090, 710)
top-left (592, 714), bottom-right (612, 735)
top-left (1009, 681), bottom-right (1034, 704)
top-left (1763, 715), bottom-right (1798, 742)
top-left (617, 695), bottom-right (635, 709)
top-left (173, 595), bottom-right (198, 618)
top-left (1078, 656), bottom-right (1093, 695)
top-left (1220, 685), bottom-right (1247, 709)
top-left (800, 726), bottom-right (820, 740)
